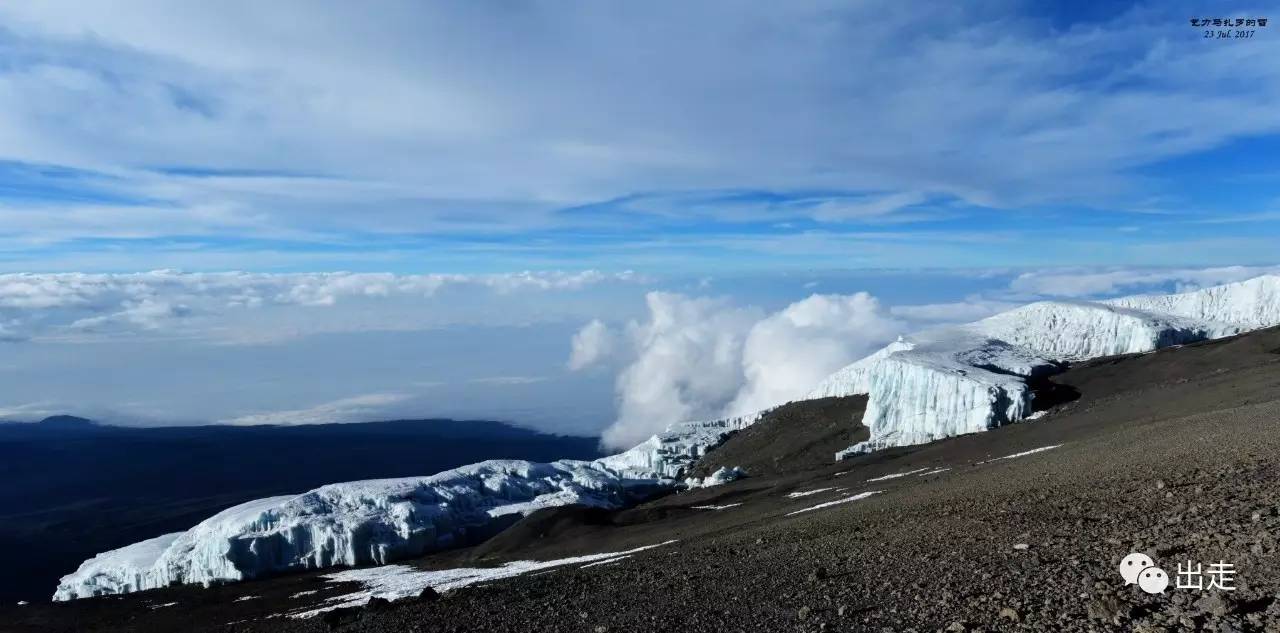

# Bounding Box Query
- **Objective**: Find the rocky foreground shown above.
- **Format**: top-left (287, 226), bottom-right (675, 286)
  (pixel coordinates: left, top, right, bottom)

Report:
top-left (6, 327), bottom-right (1280, 632)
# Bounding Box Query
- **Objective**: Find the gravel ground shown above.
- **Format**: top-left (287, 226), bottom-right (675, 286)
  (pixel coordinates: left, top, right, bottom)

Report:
top-left (688, 395), bottom-right (868, 478)
top-left (6, 328), bottom-right (1279, 633)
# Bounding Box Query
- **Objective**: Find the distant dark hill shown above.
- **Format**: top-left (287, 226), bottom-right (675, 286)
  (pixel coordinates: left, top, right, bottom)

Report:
top-left (0, 417), bottom-right (603, 603)
top-left (35, 415), bottom-right (98, 430)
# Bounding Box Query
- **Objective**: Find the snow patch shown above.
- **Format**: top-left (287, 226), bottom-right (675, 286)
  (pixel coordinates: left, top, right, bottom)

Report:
top-left (866, 468), bottom-right (930, 482)
top-left (288, 540), bottom-right (677, 618)
top-left (786, 491), bottom-right (882, 516)
top-left (580, 555), bottom-right (631, 568)
top-left (977, 444), bottom-right (1063, 464)
top-left (786, 487), bottom-right (835, 498)
top-left (690, 503), bottom-right (743, 511)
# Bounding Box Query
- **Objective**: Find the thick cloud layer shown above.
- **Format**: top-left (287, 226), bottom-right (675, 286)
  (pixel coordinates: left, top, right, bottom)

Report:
top-left (0, 270), bottom-right (641, 342)
top-left (5, 265), bottom-right (1276, 434)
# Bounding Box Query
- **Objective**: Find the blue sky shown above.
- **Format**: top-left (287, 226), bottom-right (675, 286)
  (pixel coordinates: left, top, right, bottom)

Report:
top-left (0, 1), bottom-right (1278, 437)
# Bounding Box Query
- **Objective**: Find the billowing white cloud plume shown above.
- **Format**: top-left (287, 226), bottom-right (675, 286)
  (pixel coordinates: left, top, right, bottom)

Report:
top-left (587, 291), bottom-right (908, 450)
top-left (727, 293), bottom-right (905, 415)
top-left (599, 293), bottom-right (762, 449)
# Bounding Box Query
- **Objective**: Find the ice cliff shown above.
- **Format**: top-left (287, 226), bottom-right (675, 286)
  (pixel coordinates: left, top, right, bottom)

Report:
top-left (817, 276), bottom-right (1280, 457)
top-left (54, 412), bottom-right (756, 601)
top-left (54, 460), bottom-right (646, 600)
top-left (1104, 274), bottom-right (1280, 330)
top-left (821, 332), bottom-right (1061, 457)
top-left (594, 411), bottom-right (762, 480)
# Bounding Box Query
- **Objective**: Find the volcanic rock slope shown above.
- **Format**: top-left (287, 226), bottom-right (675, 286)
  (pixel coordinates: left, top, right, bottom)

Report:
top-left (8, 319), bottom-right (1280, 630)
top-left (47, 276), bottom-right (1280, 606)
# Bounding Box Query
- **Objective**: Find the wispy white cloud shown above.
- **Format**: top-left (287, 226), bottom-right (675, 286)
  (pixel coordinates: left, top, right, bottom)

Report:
top-left (469, 376), bottom-right (548, 386)
top-left (890, 299), bottom-right (1018, 324)
top-left (0, 270), bottom-right (646, 342)
top-left (69, 298), bottom-right (192, 331)
top-left (0, 400), bottom-right (61, 421)
top-left (226, 393), bottom-right (414, 426)
top-left (567, 319), bottom-right (617, 371)
top-left (807, 192), bottom-right (929, 223)
top-left (0, 1), bottom-right (1276, 263)
top-left (1008, 265), bottom-right (1280, 298)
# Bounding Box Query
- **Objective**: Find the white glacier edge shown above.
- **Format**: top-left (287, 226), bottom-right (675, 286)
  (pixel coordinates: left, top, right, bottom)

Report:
top-left (817, 275), bottom-right (1279, 458)
top-left (54, 460), bottom-right (653, 601)
top-left (53, 275), bottom-right (1280, 601)
top-left (53, 413), bottom-right (755, 601)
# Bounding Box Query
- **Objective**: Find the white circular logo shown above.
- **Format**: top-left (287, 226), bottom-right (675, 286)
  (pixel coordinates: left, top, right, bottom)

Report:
top-left (1138, 567), bottom-right (1169, 594)
top-left (1119, 552), bottom-right (1155, 585)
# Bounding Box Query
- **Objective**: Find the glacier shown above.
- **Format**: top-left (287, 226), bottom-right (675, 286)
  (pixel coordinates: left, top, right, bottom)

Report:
top-left (54, 460), bottom-right (648, 600)
top-left (53, 275), bottom-right (1280, 601)
top-left (1103, 275), bottom-right (1280, 329)
top-left (824, 331), bottom-right (1060, 456)
top-left (595, 411), bottom-right (762, 480)
top-left (819, 276), bottom-right (1280, 457)
top-left (973, 300), bottom-right (1237, 360)
top-left (54, 414), bottom-right (756, 601)
top-left (684, 466), bottom-right (747, 488)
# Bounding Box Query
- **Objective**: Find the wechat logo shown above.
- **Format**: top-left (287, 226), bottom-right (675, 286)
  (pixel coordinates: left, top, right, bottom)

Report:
top-left (1119, 553), bottom-right (1167, 594)
top-left (1119, 552), bottom-right (1235, 594)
